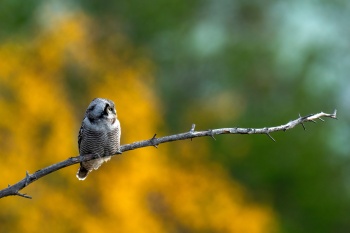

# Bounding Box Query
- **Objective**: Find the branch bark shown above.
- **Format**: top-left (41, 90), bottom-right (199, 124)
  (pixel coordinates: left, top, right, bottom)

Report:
top-left (0, 110), bottom-right (337, 199)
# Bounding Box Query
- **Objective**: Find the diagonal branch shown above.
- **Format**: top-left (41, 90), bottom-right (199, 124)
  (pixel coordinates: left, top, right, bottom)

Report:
top-left (0, 110), bottom-right (337, 199)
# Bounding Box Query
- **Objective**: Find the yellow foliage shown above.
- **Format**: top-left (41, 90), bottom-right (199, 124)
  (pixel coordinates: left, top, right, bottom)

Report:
top-left (0, 12), bottom-right (279, 233)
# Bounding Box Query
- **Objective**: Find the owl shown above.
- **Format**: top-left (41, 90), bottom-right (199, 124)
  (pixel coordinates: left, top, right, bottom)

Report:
top-left (76, 98), bottom-right (121, 180)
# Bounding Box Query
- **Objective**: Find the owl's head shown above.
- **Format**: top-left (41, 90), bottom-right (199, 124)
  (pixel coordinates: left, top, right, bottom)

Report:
top-left (85, 98), bottom-right (117, 123)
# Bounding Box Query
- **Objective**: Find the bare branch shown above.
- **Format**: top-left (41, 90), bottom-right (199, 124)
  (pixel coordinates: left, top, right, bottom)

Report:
top-left (0, 110), bottom-right (337, 199)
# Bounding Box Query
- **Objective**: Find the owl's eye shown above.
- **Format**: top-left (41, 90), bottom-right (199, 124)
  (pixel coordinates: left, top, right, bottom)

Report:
top-left (104, 104), bottom-right (115, 115)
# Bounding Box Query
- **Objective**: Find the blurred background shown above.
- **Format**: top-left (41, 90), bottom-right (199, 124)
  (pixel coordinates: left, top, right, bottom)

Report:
top-left (0, 0), bottom-right (349, 232)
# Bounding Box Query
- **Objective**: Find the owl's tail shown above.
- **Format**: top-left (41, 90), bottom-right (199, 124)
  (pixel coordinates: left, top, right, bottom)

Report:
top-left (76, 165), bottom-right (89, 180)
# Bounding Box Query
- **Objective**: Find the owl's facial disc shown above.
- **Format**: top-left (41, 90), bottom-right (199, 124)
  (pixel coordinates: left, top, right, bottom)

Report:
top-left (103, 104), bottom-right (117, 122)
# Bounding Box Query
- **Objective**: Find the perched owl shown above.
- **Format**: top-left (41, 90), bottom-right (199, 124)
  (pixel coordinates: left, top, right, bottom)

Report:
top-left (76, 98), bottom-right (121, 180)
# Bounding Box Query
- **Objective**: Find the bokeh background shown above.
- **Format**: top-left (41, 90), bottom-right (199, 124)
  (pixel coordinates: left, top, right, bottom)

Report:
top-left (0, 1), bottom-right (349, 232)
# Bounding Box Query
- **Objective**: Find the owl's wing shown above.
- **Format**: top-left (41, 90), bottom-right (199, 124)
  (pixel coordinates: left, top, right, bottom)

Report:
top-left (78, 121), bottom-right (85, 152)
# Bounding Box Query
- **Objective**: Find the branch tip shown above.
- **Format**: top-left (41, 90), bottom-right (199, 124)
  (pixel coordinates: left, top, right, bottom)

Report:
top-left (150, 134), bottom-right (159, 148)
top-left (208, 130), bottom-right (216, 141)
top-left (190, 124), bottom-right (196, 132)
top-left (266, 133), bottom-right (276, 142)
top-left (332, 109), bottom-right (337, 119)
top-left (16, 192), bottom-right (32, 199)
top-left (25, 171), bottom-right (30, 186)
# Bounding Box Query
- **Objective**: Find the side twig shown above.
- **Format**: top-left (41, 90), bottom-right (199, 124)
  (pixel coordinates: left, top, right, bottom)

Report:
top-left (0, 110), bottom-right (337, 199)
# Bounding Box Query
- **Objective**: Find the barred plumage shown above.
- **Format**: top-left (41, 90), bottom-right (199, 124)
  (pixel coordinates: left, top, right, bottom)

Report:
top-left (76, 98), bottom-right (121, 180)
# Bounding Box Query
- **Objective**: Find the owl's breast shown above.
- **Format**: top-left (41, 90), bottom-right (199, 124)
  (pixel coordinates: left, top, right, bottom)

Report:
top-left (79, 126), bottom-right (120, 156)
